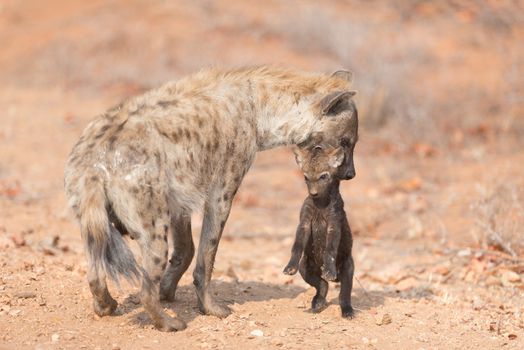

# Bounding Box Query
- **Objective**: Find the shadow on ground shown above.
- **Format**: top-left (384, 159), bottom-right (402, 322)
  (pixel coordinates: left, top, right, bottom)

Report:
top-left (329, 283), bottom-right (435, 316)
top-left (120, 279), bottom-right (433, 328)
top-left (123, 280), bottom-right (306, 328)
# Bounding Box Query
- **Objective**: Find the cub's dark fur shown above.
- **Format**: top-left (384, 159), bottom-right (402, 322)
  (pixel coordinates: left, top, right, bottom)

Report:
top-left (284, 145), bottom-right (355, 318)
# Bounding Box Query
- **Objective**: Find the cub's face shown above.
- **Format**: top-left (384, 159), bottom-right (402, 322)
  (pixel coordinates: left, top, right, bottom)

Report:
top-left (294, 145), bottom-right (344, 200)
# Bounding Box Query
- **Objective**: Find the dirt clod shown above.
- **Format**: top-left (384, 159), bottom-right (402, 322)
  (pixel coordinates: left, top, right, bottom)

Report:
top-left (501, 271), bottom-right (521, 285)
top-left (376, 313), bottom-right (392, 326)
top-left (14, 291), bottom-right (37, 299)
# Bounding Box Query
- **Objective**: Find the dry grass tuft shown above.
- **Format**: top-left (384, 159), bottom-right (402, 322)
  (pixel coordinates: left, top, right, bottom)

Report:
top-left (471, 182), bottom-right (524, 257)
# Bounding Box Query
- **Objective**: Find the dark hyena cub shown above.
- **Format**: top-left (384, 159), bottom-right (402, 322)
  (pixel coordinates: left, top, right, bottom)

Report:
top-left (284, 144), bottom-right (355, 318)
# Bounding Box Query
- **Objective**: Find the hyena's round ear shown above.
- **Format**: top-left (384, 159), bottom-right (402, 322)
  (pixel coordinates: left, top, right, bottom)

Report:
top-left (293, 147), bottom-right (306, 168)
top-left (320, 90), bottom-right (357, 115)
top-left (328, 148), bottom-right (344, 168)
top-left (331, 70), bottom-right (354, 84)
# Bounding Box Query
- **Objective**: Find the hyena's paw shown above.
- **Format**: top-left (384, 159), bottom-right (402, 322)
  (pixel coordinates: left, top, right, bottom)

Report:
top-left (321, 264), bottom-right (337, 282)
top-left (199, 300), bottom-right (232, 318)
top-left (341, 305), bottom-right (355, 319)
top-left (154, 315), bottom-right (187, 332)
top-left (311, 295), bottom-right (327, 313)
top-left (159, 287), bottom-right (176, 303)
top-left (283, 262), bottom-right (298, 275)
top-left (93, 297), bottom-right (118, 317)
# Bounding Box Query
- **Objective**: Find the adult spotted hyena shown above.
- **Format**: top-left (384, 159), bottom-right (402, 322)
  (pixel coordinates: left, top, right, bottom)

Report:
top-left (64, 66), bottom-right (358, 331)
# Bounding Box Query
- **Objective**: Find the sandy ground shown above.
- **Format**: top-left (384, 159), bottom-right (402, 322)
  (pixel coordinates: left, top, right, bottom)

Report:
top-left (1, 1), bottom-right (524, 349)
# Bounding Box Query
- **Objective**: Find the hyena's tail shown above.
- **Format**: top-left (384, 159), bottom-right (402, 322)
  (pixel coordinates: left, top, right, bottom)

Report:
top-left (79, 175), bottom-right (141, 285)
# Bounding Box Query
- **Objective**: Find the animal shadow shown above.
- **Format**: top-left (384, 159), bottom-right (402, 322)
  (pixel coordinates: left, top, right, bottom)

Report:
top-left (328, 282), bottom-right (435, 317)
top-left (124, 280), bottom-right (305, 328)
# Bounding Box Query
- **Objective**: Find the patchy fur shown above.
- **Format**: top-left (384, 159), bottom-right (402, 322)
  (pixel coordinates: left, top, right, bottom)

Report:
top-left (64, 65), bottom-right (357, 331)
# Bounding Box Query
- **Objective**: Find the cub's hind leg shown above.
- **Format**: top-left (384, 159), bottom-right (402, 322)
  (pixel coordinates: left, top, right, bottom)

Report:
top-left (299, 257), bottom-right (329, 313)
top-left (338, 255), bottom-right (355, 318)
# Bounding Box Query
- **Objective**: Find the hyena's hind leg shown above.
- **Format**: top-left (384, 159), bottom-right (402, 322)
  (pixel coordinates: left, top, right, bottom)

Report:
top-left (112, 185), bottom-right (187, 332)
top-left (86, 254), bottom-right (117, 316)
top-left (78, 180), bottom-right (119, 317)
top-left (137, 211), bottom-right (187, 331)
top-left (160, 212), bottom-right (194, 302)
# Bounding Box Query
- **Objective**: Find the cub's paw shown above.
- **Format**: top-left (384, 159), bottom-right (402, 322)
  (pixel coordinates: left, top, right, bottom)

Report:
top-left (341, 305), bottom-right (355, 319)
top-left (311, 296), bottom-right (327, 313)
top-left (321, 265), bottom-right (337, 282)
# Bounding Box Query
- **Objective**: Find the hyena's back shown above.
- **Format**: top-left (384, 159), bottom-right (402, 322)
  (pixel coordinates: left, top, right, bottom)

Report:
top-left (64, 79), bottom-right (256, 281)
top-left (64, 66), bottom-right (355, 329)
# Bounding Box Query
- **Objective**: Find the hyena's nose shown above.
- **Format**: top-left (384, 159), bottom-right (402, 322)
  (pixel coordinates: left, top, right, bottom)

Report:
top-left (345, 169), bottom-right (356, 180)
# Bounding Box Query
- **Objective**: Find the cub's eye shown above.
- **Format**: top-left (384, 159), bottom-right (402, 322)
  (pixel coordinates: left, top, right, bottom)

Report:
top-left (319, 174), bottom-right (328, 180)
top-left (304, 175), bottom-right (309, 182)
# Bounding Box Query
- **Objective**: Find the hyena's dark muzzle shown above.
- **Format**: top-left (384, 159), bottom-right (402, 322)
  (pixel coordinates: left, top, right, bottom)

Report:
top-left (339, 146), bottom-right (356, 180)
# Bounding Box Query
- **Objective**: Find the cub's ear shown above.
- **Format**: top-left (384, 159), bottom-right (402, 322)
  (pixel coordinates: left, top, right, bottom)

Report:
top-left (293, 147), bottom-right (307, 168)
top-left (320, 90), bottom-right (357, 115)
top-left (331, 70), bottom-right (354, 84)
top-left (328, 148), bottom-right (344, 168)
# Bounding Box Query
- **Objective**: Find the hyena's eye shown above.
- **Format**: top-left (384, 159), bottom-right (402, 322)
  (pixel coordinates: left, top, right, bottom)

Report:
top-left (319, 174), bottom-right (328, 181)
top-left (304, 175), bottom-right (309, 182)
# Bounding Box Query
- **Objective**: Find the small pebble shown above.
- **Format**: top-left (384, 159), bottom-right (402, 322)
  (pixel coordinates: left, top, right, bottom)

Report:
top-left (250, 329), bottom-right (264, 337)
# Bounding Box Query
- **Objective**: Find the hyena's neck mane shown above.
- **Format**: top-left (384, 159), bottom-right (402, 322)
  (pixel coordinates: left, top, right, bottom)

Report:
top-left (166, 66), bottom-right (351, 151)
top-left (239, 66), bottom-right (350, 150)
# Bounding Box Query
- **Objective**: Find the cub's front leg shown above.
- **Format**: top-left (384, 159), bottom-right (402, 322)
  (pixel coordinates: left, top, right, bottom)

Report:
top-left (284, 222), bottom-right (311, 275)
top-left (284, 203), bottom-right (313, 275)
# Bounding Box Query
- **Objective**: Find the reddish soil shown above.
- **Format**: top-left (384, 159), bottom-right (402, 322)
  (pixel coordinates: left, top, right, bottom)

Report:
top-left (1, 1), bottom-right (523, 349)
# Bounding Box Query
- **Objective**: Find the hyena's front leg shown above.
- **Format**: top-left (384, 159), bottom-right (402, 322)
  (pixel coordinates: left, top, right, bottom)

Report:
top-left (160, 212), bottom-right (194, 302)
top-left (193, 192), bottom-right (233, 318)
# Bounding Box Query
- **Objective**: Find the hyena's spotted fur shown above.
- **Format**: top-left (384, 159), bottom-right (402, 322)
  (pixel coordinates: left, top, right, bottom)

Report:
top-left (64, 66), bottom-right (357, 331)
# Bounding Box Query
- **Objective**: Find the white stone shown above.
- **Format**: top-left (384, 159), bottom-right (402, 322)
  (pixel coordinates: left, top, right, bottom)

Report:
top-left (250, 329), bottom-right (264, 337)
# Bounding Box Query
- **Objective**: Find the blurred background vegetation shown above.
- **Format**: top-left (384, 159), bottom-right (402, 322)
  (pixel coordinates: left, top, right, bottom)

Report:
top-left (1, 0), bottom-right (523, 254)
